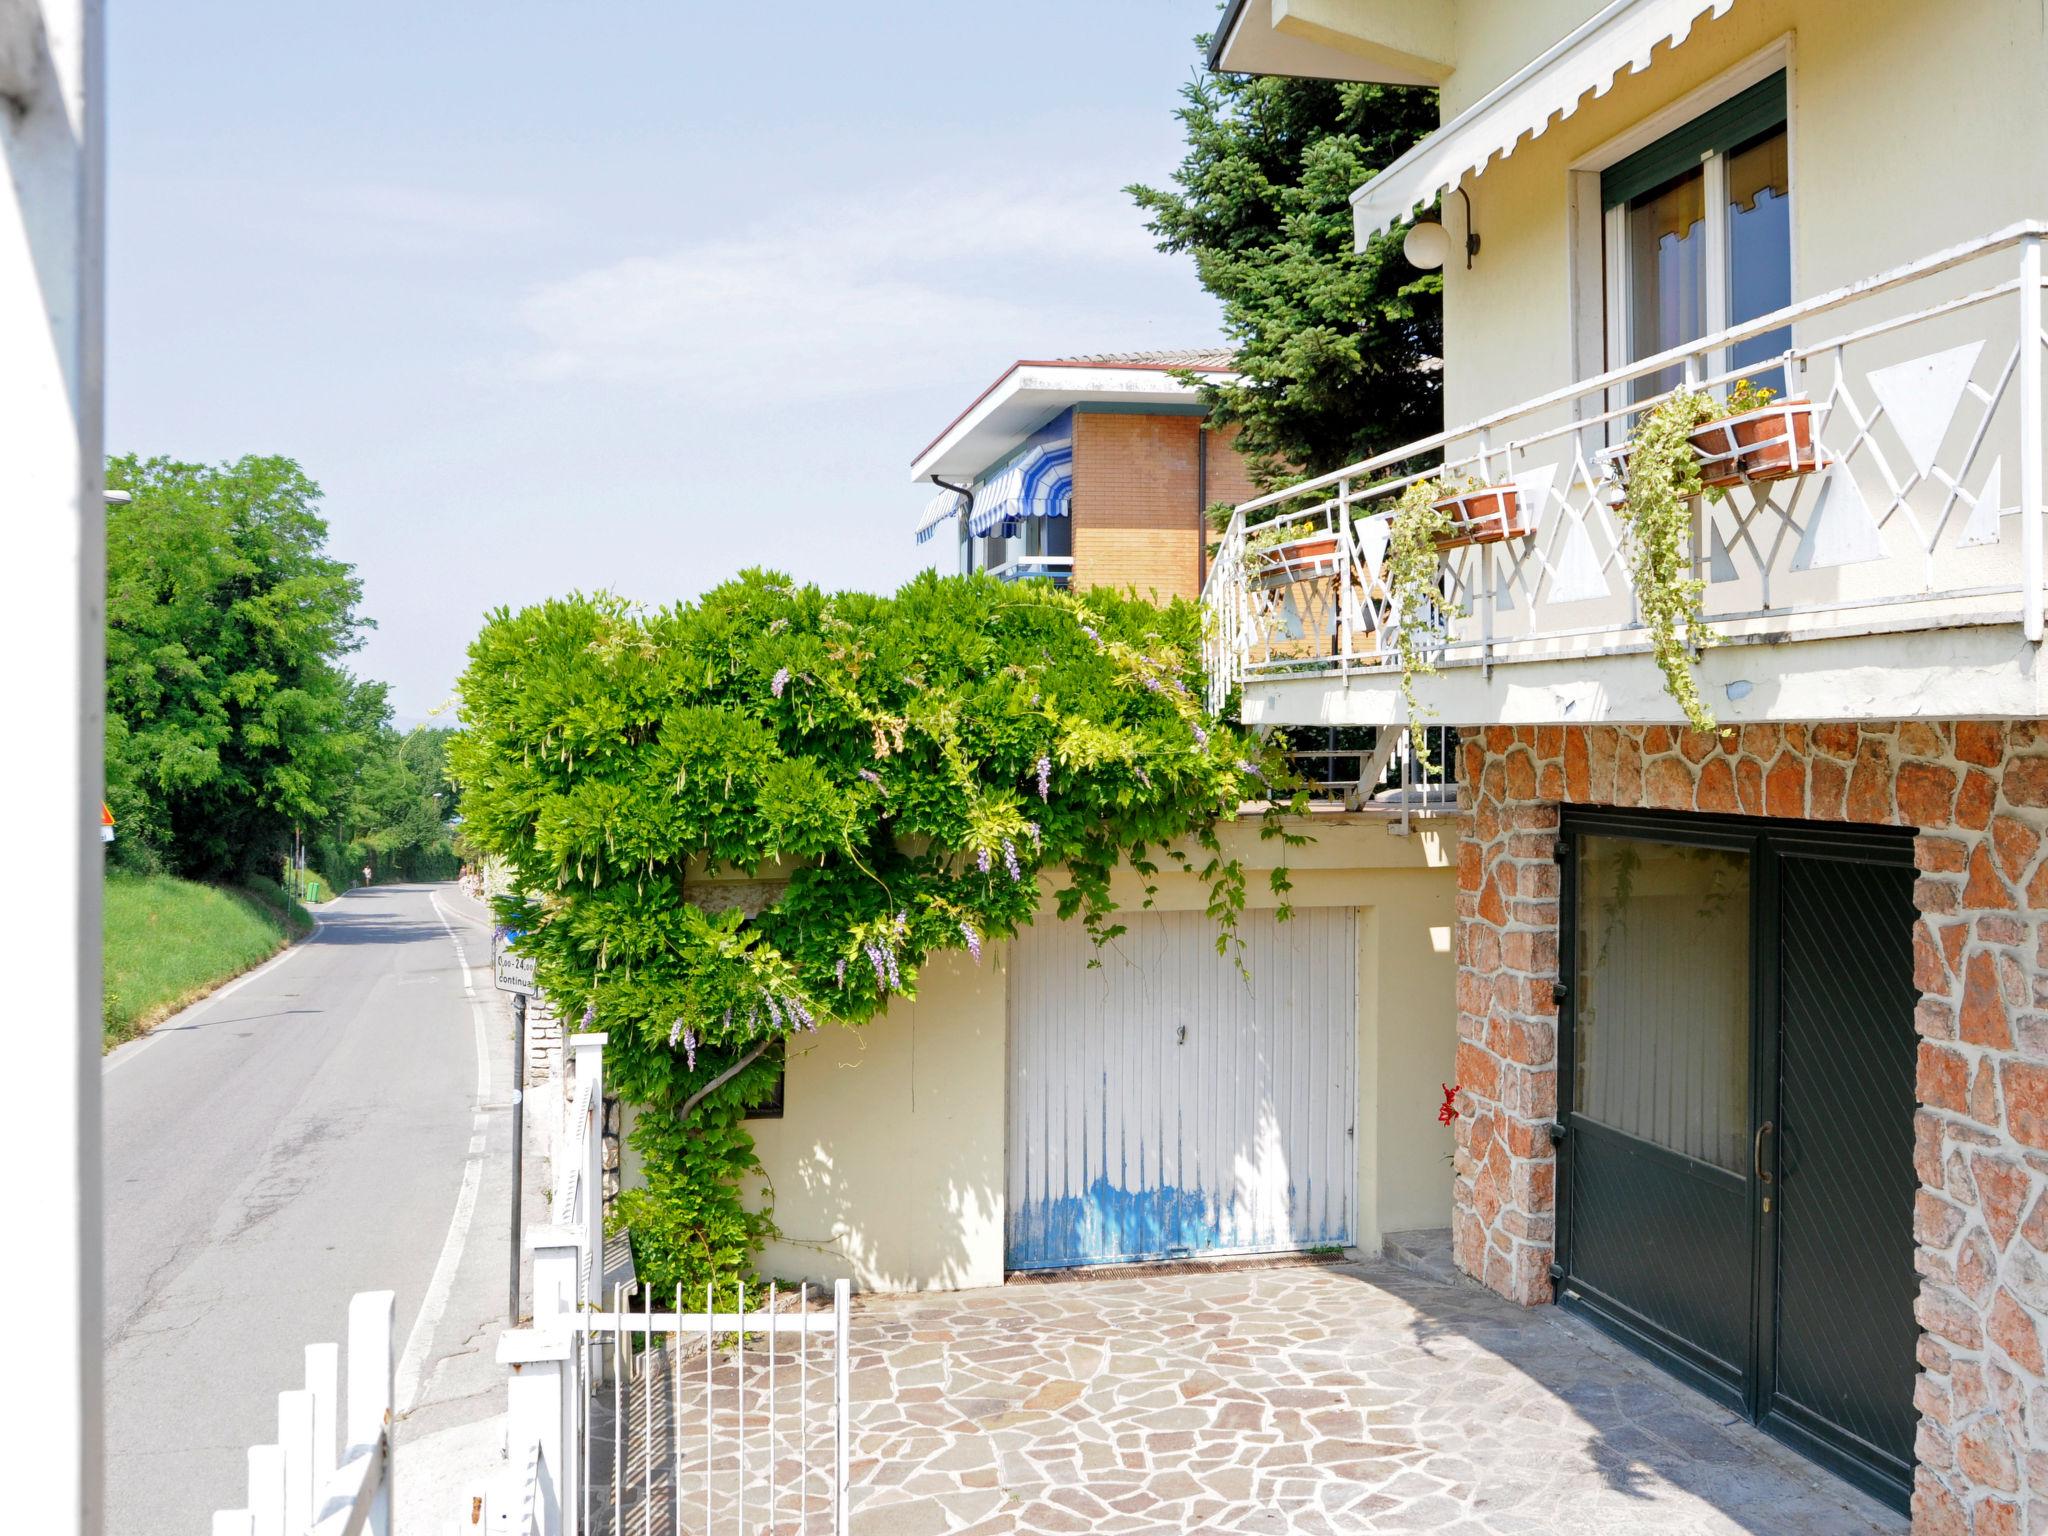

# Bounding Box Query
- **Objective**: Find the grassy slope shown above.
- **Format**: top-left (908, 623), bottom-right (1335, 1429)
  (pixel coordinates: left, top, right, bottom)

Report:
top-left (102, 873), bottom-right (313, 1049)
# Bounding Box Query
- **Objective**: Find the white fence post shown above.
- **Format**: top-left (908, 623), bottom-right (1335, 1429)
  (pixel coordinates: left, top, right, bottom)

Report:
top-left (278, 1389), bottom-right (316, 1531)
top-left (248, 1444), bottom-right (284, 1536)
top-left (305, 1343), bottom-right (339, 1489)
top-left (497, 1329), bottom-right (572, 1536)
top-left (527, 1229), bottom-right (582, 1325)
top-left (342, 1290), bottom-right (396, 1536)
top-left (568, 1033), bottom-right (606, 1277)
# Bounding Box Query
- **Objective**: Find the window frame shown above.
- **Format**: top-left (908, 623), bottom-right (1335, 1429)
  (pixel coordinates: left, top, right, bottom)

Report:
top-left (1567, 39), bottom-right (1796, 389)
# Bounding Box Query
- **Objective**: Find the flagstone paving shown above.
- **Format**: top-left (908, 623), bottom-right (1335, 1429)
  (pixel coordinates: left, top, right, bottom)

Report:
top-left (593, 1255), bottom-right (1907, 1534)
top-left (838, 1258), bottom-right (1907, 1536)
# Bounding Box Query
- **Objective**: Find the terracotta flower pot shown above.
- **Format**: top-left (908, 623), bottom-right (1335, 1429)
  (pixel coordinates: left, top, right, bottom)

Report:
top-left (1688, 397), bottom-right (1822, 489)
top-left (1432, 485), bottom-right (1533, 550)
top-left (1250, 533), bottom-right (1342, 588)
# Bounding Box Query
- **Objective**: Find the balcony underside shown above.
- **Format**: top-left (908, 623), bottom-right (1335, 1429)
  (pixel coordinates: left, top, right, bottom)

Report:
top-left (1238, 615), bottom-right (2045, 730)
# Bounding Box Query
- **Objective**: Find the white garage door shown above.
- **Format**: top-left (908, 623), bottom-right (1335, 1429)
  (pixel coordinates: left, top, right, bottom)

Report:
top-left (1005, 908), bottom-right (1357, 1271)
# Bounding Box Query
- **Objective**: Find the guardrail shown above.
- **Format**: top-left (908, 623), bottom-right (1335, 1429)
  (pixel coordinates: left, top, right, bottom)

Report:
top-left (210, 1292), bottom-right (395, 1536)
top-left (1203, 223), bottom-right (2048, 713)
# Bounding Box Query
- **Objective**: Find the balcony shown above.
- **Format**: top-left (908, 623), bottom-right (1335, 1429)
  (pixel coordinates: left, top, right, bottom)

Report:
top-left (1203, 225), bottom-right (2048, 728)
top-left (987, 555), bottom-right (1073, 586)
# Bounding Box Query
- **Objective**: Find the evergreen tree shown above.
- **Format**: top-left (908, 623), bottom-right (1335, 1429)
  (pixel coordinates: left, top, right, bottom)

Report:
top-left (1129, 39), bottom-right (1442, 487)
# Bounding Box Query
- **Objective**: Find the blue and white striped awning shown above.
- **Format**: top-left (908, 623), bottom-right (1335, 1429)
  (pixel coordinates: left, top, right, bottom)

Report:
top-left (914, 486), bottom-right (967, 545)
top-left (967, 438), bottom-right (1073, 537)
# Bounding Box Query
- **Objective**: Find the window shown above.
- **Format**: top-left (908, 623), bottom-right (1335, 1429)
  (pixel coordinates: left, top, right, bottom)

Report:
top-left (742, 1039), bottom-right (785, 1120)
top-left (1604, 71), bottom-right (1791, 400)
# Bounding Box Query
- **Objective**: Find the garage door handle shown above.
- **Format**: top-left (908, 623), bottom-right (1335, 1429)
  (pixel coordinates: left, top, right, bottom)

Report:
top-left (1754, 1121), bottom-right (1774, 1185)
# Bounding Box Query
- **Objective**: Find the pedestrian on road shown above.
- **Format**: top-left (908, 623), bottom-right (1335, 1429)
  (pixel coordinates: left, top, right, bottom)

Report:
top-left (361, 864), bottom-right (372, 887)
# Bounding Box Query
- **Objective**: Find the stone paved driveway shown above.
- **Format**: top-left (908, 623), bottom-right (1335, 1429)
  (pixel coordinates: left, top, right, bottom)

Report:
top-left (842, 1257), bottom-right (1907, 1535)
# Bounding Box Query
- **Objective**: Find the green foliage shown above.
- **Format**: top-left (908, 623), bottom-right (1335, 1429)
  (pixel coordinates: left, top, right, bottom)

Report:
top-left (310, 724), bottom-right (464, 889)
top-left (105, 455), bottom-right (376, 878)
top-left (454, 572), bottom-right (1296, 1297)
top-left (1385, 479), bottom-right (1459, 763)
top-left (1128, 39), bottom-right (1441, 486)
top-left (1614, 388), bottom-right (1777, 733)
top-left (101, 872), bottom-right (301, 1047)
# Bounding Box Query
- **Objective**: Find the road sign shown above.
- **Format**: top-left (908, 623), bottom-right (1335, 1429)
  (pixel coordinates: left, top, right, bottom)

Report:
top-left (493, 928), bottom-right (539, 997)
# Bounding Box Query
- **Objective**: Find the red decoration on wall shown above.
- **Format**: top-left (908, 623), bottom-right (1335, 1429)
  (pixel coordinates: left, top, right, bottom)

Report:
top-left (1438, 1083), bottom-right (1462, 1126)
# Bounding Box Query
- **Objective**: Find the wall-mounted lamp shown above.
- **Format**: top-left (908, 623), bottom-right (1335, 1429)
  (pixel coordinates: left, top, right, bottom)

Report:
top-left (1402, 187), bottom-right (1479, 271)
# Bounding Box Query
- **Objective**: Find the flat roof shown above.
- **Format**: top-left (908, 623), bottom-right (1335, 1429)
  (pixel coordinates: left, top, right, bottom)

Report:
top-left (911, 354), bottom-right (1238, 484)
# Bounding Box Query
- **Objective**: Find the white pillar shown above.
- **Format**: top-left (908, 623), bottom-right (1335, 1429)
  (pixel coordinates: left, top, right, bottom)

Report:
top-left (497, 1329), bottom-right (575, 1536)
top-left (568, 1032), bottom-right (606, 1283)
top-left (0, 3), bottom-right (104, 1533)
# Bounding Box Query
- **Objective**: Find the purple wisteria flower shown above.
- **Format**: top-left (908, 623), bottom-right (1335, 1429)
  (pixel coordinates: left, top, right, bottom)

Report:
top-left (976, 847), bottom-right (992, 875)
top-left (1134, 767), bottom-right (1152, 789)
top-left (835, 957), bottom-right (847, 988)
top-left (883, 946), bottom-right (902, 990)
top-left (581, 1004), bottom-right (597, 1027)
top-left (1036, 755), bottom-right (1051, 801)
top-left (1024, 820), bottom-right (1042, 850)
top-left (766, 994), bottom-right (784, 1029)
top-left (668, 1017), bottom-right (684, 1049)
top-left (1143, 675), bottom-right (1164, 694)
top-left (770, 667), bottom-right (790, 699)
top-left (1003, 840), bottom-right (1022, 882)
top-left (864, 942), bottom-right (889, 989)
top-left (858, 768), bottom-right (884, 789)
top-left (681, 1027), bottom-right (698, 1072)
top-left (1192, 725), bottom-right (1209, 750)
top-left (1079, 622), bottom-right (1100, 643)
top-left (961, 923), bottom-right (982, 962)
top-left (787, 997), bottom-right (816, 1031)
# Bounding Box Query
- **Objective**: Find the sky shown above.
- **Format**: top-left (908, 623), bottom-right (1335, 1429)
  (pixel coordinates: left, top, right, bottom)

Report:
top-left (108, 3), bottom-right (1232, 725)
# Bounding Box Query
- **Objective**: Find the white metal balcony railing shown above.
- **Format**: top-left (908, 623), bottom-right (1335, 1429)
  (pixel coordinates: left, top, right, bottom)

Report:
top-left (1203, 224), bottom-right (2048, 715)
top-left (986, 555), bottom-right (1074, 585)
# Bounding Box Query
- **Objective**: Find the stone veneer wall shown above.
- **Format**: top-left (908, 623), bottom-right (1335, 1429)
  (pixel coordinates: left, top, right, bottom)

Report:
top-left (1454, 720), bottom-right (2048, 1533)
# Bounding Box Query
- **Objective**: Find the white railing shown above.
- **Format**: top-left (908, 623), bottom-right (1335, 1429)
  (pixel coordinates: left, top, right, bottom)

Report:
top-left (1203, 223), bottom-right (2048, 712)
top-left (485, 1032), bottom-right (854, 1535)
top-left (211, 1292), bottom-right (395, 1536)
top-left (986, 554), bottom-right (1074, 585)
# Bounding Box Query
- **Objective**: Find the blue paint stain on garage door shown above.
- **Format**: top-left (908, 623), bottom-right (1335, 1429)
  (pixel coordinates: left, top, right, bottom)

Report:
top-left (1005, 909), bottom-right (1356, 1271)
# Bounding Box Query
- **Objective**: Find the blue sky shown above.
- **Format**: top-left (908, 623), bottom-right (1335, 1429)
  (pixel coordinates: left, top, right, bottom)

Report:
top-left (108, 3), bottom-right (1230, 724)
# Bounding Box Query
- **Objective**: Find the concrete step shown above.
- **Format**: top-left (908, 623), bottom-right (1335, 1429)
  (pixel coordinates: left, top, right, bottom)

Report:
top-left (1380, 1227), bottom-right (1462, 1287)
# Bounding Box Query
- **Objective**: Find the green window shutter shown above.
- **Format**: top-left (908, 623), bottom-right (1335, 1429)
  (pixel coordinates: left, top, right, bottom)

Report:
top-left (1602, 70), bottom-right (1787, 208)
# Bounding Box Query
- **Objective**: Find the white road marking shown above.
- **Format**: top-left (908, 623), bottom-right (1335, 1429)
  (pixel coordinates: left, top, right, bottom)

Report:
top-left (395, 896), bottom-right (499, 1414)
top-left (102, 909), bottom-right (327, 1074)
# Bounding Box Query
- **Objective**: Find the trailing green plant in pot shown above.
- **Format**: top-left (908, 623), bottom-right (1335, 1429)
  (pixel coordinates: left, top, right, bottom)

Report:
top-left (1384, 478), bottom-right (1460, 767)
top-left (1612, 380), bottom-right (1779, 734)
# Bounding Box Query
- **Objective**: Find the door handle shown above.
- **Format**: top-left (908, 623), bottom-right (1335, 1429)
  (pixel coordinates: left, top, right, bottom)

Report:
top-left (1754, 1121), bottom-right (1775, 1185)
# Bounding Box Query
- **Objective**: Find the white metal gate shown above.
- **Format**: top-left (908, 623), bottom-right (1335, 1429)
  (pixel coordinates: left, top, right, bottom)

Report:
top-left (1005, 908), bottom-right (1357, 1270)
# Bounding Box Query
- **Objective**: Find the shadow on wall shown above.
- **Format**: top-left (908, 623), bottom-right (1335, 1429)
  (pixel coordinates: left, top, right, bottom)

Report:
top-left (745, 947), bottom-right (1008, 1294)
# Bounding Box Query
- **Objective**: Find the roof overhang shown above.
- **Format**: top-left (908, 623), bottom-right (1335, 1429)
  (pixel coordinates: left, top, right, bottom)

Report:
top-left (1351, 0), bottom-right (1739, 246)
top-left (910, 360), bottom-right (1237, 484)
top-left (1208, 0), bottom-right (1453, 87)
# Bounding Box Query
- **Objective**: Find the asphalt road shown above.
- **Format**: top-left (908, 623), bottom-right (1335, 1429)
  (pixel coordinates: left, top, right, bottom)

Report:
top-left (102, 881), bottom-right (517, 1536)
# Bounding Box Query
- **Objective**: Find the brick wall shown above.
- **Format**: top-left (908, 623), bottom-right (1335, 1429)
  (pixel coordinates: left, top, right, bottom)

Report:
top-left (1071, 411), bottom-right (1203, 600)
top-left (1455, 720), bottom-right (2048, 1533)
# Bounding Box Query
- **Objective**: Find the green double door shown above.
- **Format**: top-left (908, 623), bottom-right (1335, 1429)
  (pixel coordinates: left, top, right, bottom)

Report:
top-left (1556, 809), bottom-right (1920, 1511)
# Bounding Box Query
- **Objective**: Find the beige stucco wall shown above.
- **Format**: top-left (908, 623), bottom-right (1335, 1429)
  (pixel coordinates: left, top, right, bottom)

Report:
top-left (1434, 0), bottom-right (2048, 427)
top-left (634, 814), bottom-right (1458, 1292)
top-left (746, 948), bottom-right (1009, 1293)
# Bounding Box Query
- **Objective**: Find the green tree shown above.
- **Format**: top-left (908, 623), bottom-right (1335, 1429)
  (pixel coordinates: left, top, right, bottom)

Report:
top-left (1128, 38), bottom-right (1442, 487)
top-left (104, 455), bottom-right (373, 877)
